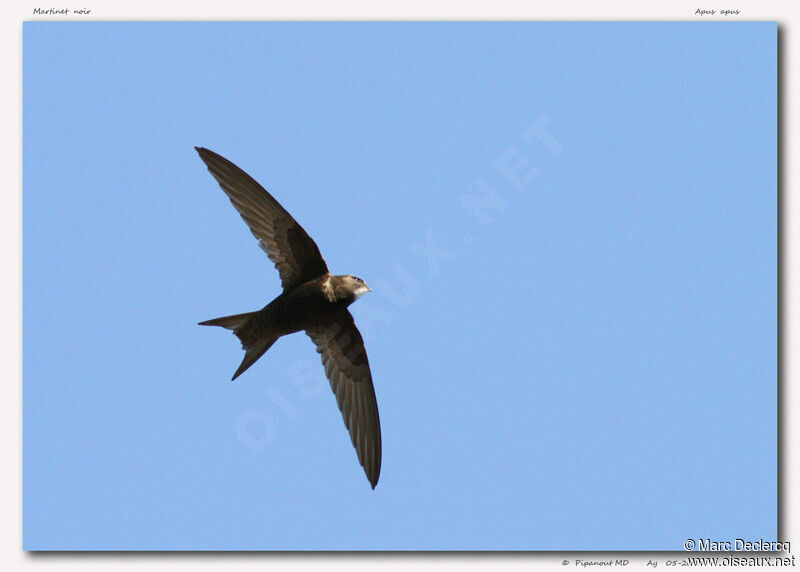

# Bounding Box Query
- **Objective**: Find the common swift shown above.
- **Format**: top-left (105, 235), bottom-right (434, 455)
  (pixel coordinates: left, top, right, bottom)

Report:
top-left (195, 147), bottom-right (381, 489)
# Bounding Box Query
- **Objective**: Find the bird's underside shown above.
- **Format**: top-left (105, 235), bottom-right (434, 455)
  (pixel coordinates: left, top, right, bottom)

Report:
top-left (196, 146), bottom-right (382, 489)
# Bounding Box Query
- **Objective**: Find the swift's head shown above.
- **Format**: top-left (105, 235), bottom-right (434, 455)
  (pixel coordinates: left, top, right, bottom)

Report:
top-left (333, 275), bottom-right (372, 304)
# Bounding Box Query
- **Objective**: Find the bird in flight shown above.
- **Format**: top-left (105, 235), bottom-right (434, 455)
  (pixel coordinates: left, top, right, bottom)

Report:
top-left (195, 147), bottom-right (381, 489)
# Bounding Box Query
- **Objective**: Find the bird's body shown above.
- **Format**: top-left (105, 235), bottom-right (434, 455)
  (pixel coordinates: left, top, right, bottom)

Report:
top-left (195, 147), bottom-right (381, 489)
top-left (235, 274), bottom-right (366, 344)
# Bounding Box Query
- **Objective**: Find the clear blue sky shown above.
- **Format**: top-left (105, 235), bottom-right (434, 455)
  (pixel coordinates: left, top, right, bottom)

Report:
top-left (23, 22), bottom-right (776, 550)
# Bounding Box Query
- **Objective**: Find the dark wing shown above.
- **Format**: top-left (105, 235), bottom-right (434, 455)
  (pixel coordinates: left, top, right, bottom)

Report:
top-left (195, 147), bottom-right (329, 292)
top-left (306, 308), bottom-right (382, 489)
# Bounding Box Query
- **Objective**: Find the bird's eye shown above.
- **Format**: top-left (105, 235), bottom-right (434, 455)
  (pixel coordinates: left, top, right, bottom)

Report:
top-left (354, 277), bottom-right (363, 283)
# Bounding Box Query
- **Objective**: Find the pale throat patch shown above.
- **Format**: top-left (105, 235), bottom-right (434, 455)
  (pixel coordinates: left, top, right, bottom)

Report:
top-left (353, 284), bottom-right (370, 300)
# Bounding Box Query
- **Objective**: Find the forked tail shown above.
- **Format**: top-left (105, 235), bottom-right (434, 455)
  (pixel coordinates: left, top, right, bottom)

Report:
top-left (199, 312), bottom-right (277, 380)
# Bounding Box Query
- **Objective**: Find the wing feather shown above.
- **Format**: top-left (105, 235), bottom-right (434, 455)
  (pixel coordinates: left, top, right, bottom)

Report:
top-left (306, 309), bottom-right (382, 489)
top-left (196, 147), bottom-right (329, 291)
